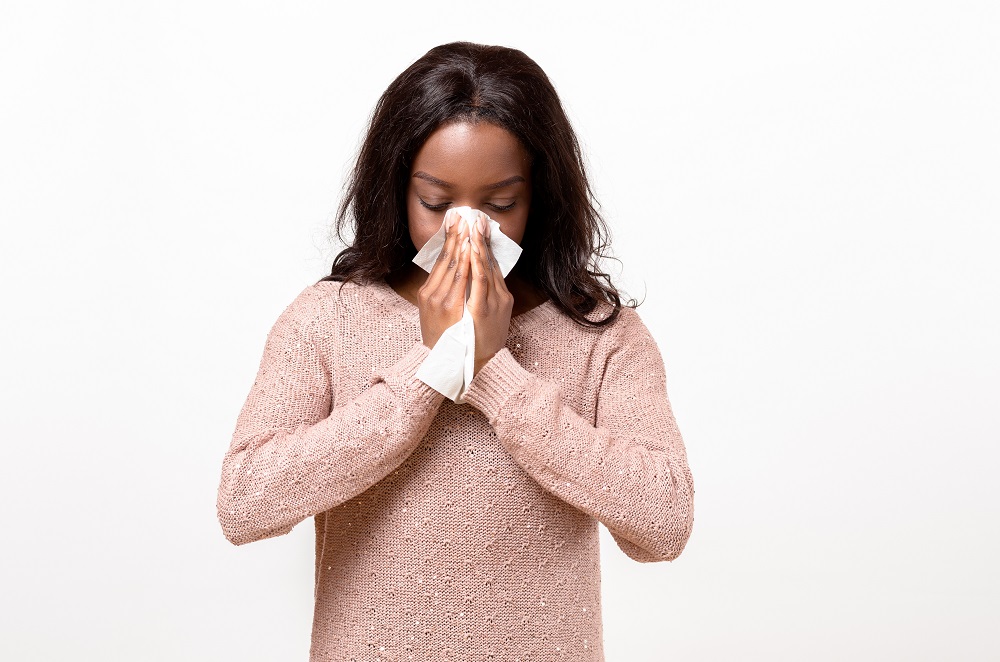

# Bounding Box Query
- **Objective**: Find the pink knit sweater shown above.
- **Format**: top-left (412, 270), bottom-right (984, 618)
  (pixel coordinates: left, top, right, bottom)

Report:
top-left (217, 278), bottom-right (694, 661)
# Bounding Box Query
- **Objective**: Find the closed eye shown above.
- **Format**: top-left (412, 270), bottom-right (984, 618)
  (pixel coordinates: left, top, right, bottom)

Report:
top-left (418, 197), bottom-right (517, 213)
top-left (487, 201), bottom-right (517, 212)
top-left (417, 197), bottom-right (450, 211)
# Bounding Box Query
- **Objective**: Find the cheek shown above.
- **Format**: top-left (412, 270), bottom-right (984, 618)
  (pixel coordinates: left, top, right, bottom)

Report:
top-left (498, 208), bottom-right (530, 245)
top-left (406, 198), bottom-right (444, 250)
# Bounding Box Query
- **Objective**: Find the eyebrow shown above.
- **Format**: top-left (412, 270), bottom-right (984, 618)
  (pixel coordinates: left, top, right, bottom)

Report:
top-left (412, 171), bottom-right (526, 190)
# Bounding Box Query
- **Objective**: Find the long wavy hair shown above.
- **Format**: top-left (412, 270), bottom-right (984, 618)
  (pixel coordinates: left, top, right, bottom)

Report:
top-left (320, 41), bottom-right (636, 326)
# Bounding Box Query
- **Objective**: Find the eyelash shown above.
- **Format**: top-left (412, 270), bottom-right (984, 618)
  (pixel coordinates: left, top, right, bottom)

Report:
top-left (418, 197), bottom-right (517, 212)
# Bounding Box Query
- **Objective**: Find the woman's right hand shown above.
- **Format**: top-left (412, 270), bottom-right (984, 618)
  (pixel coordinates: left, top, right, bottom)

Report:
top-left (417, 208), bottom-right (472, 350)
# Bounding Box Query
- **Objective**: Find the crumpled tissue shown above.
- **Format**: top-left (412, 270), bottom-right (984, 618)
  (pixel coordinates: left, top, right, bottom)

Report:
top-left (413, 206), bottom-right (522, 403)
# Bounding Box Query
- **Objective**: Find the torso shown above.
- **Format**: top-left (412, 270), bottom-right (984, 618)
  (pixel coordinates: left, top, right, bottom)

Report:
top-left (303, 279), bottom-right (613, 660)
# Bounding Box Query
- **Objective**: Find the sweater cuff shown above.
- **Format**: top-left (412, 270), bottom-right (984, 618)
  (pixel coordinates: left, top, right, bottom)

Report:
top-left (373, 341), bottom-right (446, 411)
top-left (415, 321), bottom-right (467, 402)
top-left (461, 347), bottom-right (533, 420)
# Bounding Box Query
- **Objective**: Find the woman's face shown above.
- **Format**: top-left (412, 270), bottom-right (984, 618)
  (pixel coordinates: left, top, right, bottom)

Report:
top-left (406, 120), bottom-right (532, 252)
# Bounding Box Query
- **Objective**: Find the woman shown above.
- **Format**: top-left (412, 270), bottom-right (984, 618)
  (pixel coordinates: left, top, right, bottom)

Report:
top-left (217, 41), bottom-right (695, 660)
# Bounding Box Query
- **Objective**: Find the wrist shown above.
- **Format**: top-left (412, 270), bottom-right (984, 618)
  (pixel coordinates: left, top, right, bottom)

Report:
top-left (473, 351), bottom-right (497, 376)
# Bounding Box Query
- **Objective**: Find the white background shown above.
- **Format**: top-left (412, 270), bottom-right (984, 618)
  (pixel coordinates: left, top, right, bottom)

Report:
top-left (2, 1), bottom-right (997, 660)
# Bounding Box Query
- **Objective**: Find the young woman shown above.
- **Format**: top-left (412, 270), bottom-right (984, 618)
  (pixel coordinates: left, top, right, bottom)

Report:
top-left (217, 41), bottom-right (695, 661)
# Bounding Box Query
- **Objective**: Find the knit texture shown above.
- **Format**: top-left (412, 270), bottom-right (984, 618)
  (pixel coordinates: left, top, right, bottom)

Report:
top-left (217, 279), bottom-right (695, 661)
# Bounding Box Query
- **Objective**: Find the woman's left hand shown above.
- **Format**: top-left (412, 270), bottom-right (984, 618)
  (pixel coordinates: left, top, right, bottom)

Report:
top-left (467, 212), bottom-right (513, 376)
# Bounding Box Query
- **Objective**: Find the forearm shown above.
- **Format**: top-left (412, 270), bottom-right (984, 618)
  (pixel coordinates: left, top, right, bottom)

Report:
top-left (463, 348), bottom-right (695, 561)
top-left (218, 342), bottom-right (444, 545)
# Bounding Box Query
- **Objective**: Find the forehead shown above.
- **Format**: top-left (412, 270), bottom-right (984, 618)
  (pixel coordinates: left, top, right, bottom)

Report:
top-left (411, 121), bottom-right (530, 185)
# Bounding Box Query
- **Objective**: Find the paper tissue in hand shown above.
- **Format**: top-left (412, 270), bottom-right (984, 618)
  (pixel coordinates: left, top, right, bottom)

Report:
top-left (413, 206), bottom-right (522, 403)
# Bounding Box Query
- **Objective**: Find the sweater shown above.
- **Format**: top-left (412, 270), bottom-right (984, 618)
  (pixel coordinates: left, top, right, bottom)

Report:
top-left (216, 278), bottom-right (695, 661)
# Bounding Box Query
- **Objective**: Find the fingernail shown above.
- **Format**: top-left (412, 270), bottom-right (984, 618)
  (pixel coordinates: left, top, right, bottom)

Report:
top-left (461, 237), bottom-right (470, 252)
top-left (445, 210), bottom-right (455, 230)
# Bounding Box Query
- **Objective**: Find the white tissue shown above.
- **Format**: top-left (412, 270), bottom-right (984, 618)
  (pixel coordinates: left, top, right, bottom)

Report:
top-left (413, 206), bottom-right (522, 403)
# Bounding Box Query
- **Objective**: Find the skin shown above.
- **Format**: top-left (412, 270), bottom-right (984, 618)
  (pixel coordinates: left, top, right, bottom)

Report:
top-left (385, 120), bottom-right (549, 376)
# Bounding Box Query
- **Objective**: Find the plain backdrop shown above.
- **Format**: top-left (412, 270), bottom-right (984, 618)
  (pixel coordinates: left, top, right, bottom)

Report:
top-left (1, 1), bottom-right (997, 660)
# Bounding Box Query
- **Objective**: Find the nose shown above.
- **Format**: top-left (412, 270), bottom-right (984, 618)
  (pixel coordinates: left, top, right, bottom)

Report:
top-left (449, 205), bottom-right (490, 238)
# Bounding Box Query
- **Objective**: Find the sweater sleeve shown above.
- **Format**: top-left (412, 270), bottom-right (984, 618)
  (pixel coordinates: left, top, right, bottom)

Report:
top-left (217, 284), bottom-right (446, 546)
top-left (460, 309), bottom-right (694, 562)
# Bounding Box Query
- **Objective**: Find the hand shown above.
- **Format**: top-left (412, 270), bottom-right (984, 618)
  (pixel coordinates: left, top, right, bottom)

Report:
top-left (417, 208), bottom-right (472, 350)
top-left (467, 210), bottom-right (514, 375)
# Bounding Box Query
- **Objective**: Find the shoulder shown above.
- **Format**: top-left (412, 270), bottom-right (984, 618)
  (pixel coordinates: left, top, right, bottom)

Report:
top-left (278, 278), bottom-right (406, 334)
top-left (271, 280), bottom-right (354, 334)
top-left (583, 303), bottom-right (662, 364)
top-left (542, 298), bottom-right (643, 335)
top-left (539, 300), bottom-right (657, 364)
top-left (282, 279), bottom-right (376, 316)
top-left (575, 300), bottom-right (651, 343)
top-left (612, 305), bottom-right (656, 342)
top-left (277, 280), bottom-right (338, 323)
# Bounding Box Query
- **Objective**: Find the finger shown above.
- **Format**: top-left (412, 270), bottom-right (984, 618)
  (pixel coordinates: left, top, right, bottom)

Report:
top-left (422, 210), bottom-right (450, 292)
top-left (425, 209), bottom-right (464, 292)
top-left (469, 216), bottom-right (491, 306)
top-left (482, 219), bottom-right (507, 293)
top-left (476, 213), bottom-right (495, 280)
top-left (478, 213), bottom-right (501, 298)
top-left (443, 231), bottom-right (472, 314)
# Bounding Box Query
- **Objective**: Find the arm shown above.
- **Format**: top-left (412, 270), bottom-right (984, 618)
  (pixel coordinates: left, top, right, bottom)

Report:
top-left (460, 309), bottom-right (694, 562)
top-left (217, 284), bottom-right (446, 546)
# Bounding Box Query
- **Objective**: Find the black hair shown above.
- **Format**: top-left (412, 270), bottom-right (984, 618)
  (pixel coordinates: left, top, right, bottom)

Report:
top-left (320, 41), bottom-right (636, 326)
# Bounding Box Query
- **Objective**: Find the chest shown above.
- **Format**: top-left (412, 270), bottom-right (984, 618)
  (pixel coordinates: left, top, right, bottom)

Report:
top-left (315, 308), bottom-right (603, 426)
